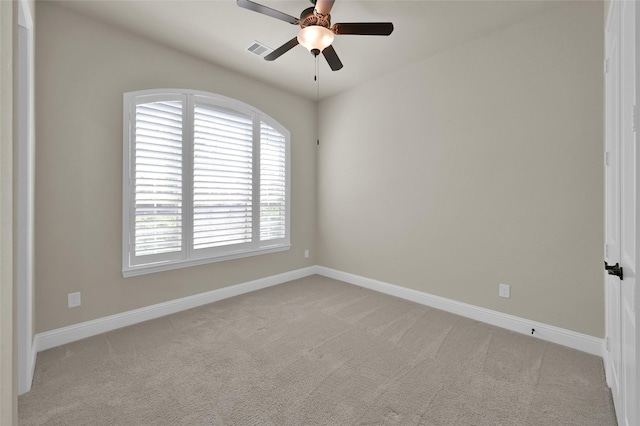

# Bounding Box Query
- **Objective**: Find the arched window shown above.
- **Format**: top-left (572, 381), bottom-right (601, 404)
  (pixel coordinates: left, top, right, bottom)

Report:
top-left (122, 89), bottom-right (290, 277)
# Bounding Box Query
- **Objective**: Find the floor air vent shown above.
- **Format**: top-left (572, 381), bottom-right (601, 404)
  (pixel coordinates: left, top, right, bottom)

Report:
top-left (246, 41), bottom-right (273, 58)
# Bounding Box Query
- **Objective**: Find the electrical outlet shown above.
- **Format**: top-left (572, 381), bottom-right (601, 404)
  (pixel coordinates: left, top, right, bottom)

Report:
top-left (68, 292), bottom-right (81, 308)
top-left (499, 284), bottom-right (510, 299)
top-left (304, 249), bottom-right (309, 258)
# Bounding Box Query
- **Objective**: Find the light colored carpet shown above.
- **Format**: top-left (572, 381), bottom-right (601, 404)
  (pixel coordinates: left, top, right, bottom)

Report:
top-left (19, 275), bottom-right (616, 425)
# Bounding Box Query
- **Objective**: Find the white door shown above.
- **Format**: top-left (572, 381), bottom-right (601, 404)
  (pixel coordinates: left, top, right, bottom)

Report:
top-left (604, 0), bottom-right (623, 415)
top-left (618, 1), bottom-right (637, 425)
top-left (605, 2), bottom-right (638, 425)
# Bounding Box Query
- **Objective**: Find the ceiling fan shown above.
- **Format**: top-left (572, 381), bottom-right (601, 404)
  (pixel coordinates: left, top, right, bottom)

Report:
top-left (237, 0), bottom-right (394, 71)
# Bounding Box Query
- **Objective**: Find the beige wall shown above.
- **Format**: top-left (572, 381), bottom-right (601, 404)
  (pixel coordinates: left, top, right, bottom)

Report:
top-left (318, 2), bottom-right (605, 337)
top-left (1, 0), bottom-right (17, 422)
top-left (35, 2), bottom-right (317, 333)
top-left (36, 1), bottom-right (607, 340)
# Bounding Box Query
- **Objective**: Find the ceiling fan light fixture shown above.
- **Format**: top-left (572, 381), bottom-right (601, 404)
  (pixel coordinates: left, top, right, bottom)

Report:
top-left (237, 0), bottom-right (394, 70)
top-left (297, 25), bottom-right (334, 54)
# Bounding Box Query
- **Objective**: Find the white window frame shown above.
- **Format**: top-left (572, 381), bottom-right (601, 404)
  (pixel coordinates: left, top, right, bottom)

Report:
top-left (123, 89), bottom-right (290, 277)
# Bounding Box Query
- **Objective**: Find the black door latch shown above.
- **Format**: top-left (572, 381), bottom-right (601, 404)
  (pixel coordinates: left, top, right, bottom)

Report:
top-left (604, 261), bottom-right (624, 280)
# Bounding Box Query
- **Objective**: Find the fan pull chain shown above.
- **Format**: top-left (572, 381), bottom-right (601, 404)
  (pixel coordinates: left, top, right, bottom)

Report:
top-left (315, 54), bottom-right (320, 100)
top-left (315, 55), bottom-right (320, 146)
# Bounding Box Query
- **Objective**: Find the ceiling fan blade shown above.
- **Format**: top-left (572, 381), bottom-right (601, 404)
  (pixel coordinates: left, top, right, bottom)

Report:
top-left (236, 0), bottom-right (299, 25)
top-left (332, 22), bottom-right (394, 36)
top-left (322, 45), bottom-right (343, 71)
top-left (315, 0), bottom-right (335, 16)
top-left (264, 37), bottom-right (300, 61)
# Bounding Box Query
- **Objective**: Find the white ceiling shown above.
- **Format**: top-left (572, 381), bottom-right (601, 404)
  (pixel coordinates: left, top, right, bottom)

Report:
top-left (51, 0), bottom-right (567, 100)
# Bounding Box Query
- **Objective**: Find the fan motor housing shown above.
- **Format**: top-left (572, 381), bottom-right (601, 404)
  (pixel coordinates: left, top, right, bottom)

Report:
top-left (299, 7), bottom-right (330, 28)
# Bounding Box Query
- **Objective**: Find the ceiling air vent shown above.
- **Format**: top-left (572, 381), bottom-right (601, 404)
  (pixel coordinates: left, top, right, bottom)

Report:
top-left (246, 41), bottom-right (273, 58)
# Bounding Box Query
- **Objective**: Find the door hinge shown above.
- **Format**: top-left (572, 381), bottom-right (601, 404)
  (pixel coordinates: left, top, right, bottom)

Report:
top-left (605, 151), bottom-right (610, 166)
top-left (604, 58), bottom-right (610, 74)
top-left (633, 105), bottom-right (638, 133)
top-left (605, 243), bottom-right (609, 258)
top-left (606, 337), bottom-right (610, 351)
top-left (605, 261), bottom-right (624, 280)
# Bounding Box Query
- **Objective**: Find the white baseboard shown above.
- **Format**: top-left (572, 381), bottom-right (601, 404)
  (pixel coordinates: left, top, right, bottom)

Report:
top-left (316, 266), bottom-right (604, 357)
top-left (34, 266), bottom-right (317, 353)
top-left (33, 265), bottom-right (604, 359)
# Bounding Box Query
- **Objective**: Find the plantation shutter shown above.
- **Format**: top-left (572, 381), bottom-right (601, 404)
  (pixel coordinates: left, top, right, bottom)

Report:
top-left (192, 104), bottom-right (254, 250)
top-left (124, 89), bottom-right (290, 277)
top-left (133, 100), bottom-right (183, 258)
top-left (260, 121), bottom-right (287, 242)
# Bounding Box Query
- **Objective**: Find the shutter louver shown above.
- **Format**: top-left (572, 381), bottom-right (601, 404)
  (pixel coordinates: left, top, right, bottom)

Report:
top-left (260, 122), bottom-right (287, 241)
top-left (134, 101), bottom-right (183, 257)
top-left (193, 105), bottom-right (253, 250)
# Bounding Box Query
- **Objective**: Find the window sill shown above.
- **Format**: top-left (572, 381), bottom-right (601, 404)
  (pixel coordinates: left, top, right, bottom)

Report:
top-left (122, 244), bottom-right (291, 278)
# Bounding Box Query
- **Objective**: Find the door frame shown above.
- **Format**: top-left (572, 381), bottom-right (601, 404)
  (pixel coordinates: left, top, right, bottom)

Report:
top-left (17, 0), bottom-right (35, 396)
